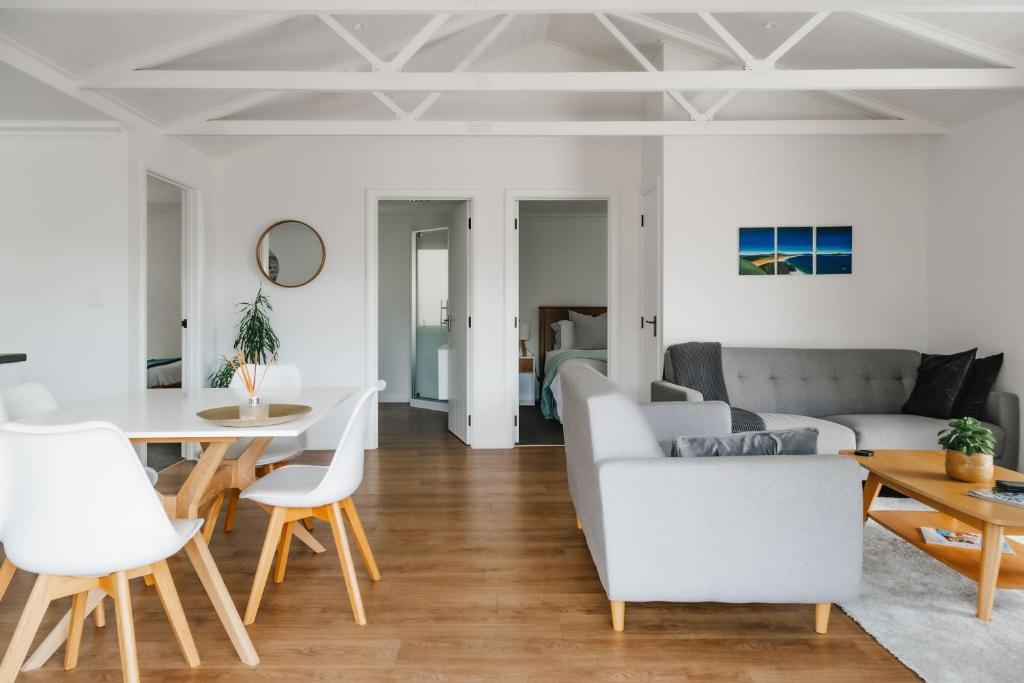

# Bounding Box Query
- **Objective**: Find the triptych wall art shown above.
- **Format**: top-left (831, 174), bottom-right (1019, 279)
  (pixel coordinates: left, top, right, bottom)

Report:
top-left (738, 226), bottom-right (852, 276)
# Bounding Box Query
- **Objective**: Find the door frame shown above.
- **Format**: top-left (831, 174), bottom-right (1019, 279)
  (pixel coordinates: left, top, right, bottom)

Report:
top-left (503, 189), bottom-right (619, 447)
top-left (366, 189), bottom-right (478, 449)
top-left (138, 168), bottom-right (201, 396)
top-left (639, 179), bottom-right (664, 398)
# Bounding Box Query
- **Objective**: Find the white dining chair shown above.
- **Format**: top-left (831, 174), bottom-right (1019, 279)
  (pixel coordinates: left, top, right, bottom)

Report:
top-left (0, 422), bottom-right (202, 683)
top-left (240, 381), bottom-right (384, 626)
top-left (214, 364), bottom-right (306, 534)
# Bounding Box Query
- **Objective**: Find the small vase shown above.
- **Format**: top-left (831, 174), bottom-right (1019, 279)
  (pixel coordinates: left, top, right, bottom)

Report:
top-left (944, 449), bottom-right (994, 483)
top-left (239, 396), bottom-right (270, 421)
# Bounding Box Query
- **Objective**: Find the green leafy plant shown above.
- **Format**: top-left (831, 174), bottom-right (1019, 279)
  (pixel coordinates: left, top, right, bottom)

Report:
top-left (937, 417), bottom-right (996, 457)
top-left (207, 287), bottom-right (281, 388)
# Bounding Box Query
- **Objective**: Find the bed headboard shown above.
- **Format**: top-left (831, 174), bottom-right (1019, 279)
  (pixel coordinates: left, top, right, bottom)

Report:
top-left (537, 306), bottom-right (608, 377)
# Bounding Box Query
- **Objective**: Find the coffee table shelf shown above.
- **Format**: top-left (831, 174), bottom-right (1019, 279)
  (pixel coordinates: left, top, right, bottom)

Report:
top-left (869, 509), bottom-right (1024, 590)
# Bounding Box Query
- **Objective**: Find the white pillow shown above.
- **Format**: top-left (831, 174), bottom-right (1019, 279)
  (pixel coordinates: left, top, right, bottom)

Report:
top-left (551, 320), bottom-right (575, 351)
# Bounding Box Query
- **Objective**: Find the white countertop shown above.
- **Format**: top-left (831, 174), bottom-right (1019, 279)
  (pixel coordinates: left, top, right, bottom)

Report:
top-left (17, 387), bottom-right (356, 440)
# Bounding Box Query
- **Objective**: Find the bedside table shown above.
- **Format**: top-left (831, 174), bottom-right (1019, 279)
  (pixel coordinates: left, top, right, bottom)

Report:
top-left (518, 357), bottom-right (537, 405)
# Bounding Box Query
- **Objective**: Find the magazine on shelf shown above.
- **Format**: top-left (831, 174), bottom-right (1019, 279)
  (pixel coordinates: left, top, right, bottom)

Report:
top-left (967, 487), bottom-right (1024, 509)
top-left (919, 527), bottom-right (1014, 553)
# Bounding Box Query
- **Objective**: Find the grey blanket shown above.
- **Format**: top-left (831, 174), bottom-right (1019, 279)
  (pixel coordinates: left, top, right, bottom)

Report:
top-left (667, 342), bottom-right (767, 433)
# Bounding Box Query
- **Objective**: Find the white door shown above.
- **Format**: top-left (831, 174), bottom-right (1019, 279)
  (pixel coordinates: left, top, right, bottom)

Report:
top-left (447, 201), bottom-right (471, 443)
top-left (640, 186), bottom-right (662, 400)
top-left (512, 200), bottom-right (521, 443)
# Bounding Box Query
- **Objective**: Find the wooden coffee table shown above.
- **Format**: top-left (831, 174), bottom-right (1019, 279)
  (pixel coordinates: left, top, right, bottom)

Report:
top-left (842, 449), bottom-right (1024, 621)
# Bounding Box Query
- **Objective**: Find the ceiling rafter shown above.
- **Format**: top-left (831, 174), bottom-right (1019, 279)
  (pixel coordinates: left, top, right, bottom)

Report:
top-left (765, 12), bottom-right (831, 64)
top-left (859, 11), bottom-right (1024, 68)
top-left (165, 13), bottom-right (496, 129)
top-left (593, 12), bottom-right (701, 120)
top-left (79, 68), bottom-right (1024, 92)
top-left (168, 119), bottom-right (946, 136)
top-left (410, 14), bottom-right (516, 121)
top-left (698, 12), bottom-right (759, 68)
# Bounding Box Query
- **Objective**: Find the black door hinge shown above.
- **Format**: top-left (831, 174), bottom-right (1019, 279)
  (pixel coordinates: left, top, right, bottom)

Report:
top-left (514, 415), bottom-right (518, 427)
top-left (468, 316), bottom-right (472, 328)
top-left (180, 318), bottom-right (188, 329)
top-left (641, 214), bottom-right (645, 227)
top-left (468, 415), bottom-right (472, 427)
top-left (468, 217), bottom-right (472, 230)
top-left (514, 218), bottom-right (518, 230)
top-left (514, 316), bottom-right (518, 328)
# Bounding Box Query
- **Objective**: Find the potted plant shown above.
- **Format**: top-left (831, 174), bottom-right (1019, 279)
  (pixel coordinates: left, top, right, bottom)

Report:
top-left (938, 417), bottom-right (996, 483)
top-left (208, 287), bottom-right (281, 388)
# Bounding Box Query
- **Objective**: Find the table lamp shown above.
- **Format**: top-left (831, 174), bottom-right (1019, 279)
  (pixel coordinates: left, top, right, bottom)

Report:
top-left (519, 321), bottom-right (531, 357)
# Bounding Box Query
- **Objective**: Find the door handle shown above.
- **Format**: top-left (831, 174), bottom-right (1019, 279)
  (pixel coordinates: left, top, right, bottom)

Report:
top-left (642, 315), bottom-right (658, 337)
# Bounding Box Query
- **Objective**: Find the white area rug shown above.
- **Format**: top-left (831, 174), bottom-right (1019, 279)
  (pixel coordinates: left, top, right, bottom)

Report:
top-left (840, 498), bottom-right (1024, 683)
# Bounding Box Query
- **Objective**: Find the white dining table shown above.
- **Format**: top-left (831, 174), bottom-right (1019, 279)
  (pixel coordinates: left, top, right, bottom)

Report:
top-left (14, 386), bottom-right (355, 671)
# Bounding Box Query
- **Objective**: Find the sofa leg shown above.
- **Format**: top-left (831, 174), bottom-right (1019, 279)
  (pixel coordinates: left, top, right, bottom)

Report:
top-left (575, 515), bottom-right (582, 531)
top-left (610, 600), bottom-right (625, 632)
top-left (814, 602), bottom-right (831, 634)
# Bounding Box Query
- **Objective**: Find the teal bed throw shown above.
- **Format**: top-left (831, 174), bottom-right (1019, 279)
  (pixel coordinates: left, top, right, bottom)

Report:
top-left (541, 350), bottom-right (608, 419)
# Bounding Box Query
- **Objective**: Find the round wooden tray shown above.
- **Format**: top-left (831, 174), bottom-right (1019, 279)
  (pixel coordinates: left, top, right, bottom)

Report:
top-left (196, 403), bottom-right (312, 428)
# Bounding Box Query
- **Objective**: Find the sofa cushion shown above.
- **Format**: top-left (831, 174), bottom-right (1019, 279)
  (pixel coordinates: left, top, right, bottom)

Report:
top-left (671, 428), bottom-right (819, 458)
top-left (901, 349), bottom-right (976, 419)
top-left (759, 413), bottom-right (856, 454)
top-left (825, 413), bottom-right (1006, 458)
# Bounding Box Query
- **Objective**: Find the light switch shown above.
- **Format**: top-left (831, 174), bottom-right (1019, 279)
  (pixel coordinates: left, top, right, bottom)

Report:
top-left (88, 284), bottom-right (106, 307)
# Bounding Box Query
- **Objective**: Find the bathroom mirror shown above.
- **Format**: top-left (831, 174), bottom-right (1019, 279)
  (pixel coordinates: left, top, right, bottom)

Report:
top-left (256, 220), bottom-right (325, 288)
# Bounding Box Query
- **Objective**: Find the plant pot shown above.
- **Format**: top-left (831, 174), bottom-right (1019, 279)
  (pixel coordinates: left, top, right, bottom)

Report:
top-left (944, 449), bottom-right (994, 483)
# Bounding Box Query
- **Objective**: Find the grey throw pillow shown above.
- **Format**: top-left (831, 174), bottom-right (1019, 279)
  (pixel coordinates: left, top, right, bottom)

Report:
top-left (568, 311), bottom-right (607, 350)
top-left (670, 428), bottom-right (819, 458)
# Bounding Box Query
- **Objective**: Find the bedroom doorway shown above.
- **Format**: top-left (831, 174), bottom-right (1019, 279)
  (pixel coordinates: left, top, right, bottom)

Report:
top-left (375, 197), bottom-right (473, 445)
top-left (511, 198), bottom-right (609, 446)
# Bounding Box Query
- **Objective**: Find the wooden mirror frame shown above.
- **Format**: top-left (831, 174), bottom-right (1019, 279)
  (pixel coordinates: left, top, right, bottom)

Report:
top-left (256, 219), bottom-right (326, 288)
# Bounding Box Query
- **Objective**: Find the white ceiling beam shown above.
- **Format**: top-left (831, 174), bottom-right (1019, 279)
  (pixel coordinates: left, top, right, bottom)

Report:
top-left (169, 118), bottom-right (947, 136)
top-left (317, 13), bottom-right (386, 70)
top-left (389, 14), bottom-right (450, 71)
top-left (701, 90), bottom-right (740, 120)
top-left (0, 120), bottom-right (122, 138)
top-left (81, 68), bottom-right (1024, 92)
top-left (410, 13), bottom-right (516, 121)
top-left (765, 11), bottom-right (830, 65)
top-left (698, 12), bottom-right (758, 68)
top-left (593, 13), bottom-right (700, 120)
top-left (171, 13), bottom-right (495, 127)
top-left (4, 1), bottom-right (1022, 12)
top-left (615, 12), bottom-right (737, 62)
top-left (859, 11), bottom-right (1024, 69)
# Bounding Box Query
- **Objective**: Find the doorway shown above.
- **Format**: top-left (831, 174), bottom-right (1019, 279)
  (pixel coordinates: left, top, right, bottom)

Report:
top-left (375, 197), bottom-right (472, 445)
top-left (510, 198), bottom-right (610, 446)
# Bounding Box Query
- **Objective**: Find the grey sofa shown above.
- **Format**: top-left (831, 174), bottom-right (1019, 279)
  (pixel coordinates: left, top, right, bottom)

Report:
top-left (561, 363), bottom-right (863, 633)
top-left (653, 347), bottom-right (1021, 471)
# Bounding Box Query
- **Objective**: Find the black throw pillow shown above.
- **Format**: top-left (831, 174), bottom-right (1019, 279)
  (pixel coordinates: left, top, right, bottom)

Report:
top-left (952, 353), bottom-right (1004, 420)
top-left (902, 349), bottom-right (977, 419)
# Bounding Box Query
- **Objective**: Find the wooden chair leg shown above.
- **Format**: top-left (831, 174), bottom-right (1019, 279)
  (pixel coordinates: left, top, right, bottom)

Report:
top-left (341, 498), bottom-right (380, 581)
top-left (92, 599), bottom-right (106, 627)
top-left (302, 518), bottom-right (314, 531)
top-left (64, 592), bottom-right (89, 671)
top-left (244, 506), bottom-right (287, 625)
top-left (814, 603), bottom-right (832, 635)
top-left (0, 574), bottom-right (56, 682)
top-left (0, 559), bottom-right (15, 603)
top-left (275, 522), bottom-right (295, 584)
top-left (327, 502), bottom-right (366, 625)
top-left (203, 491), bottom-right (227, 544)
top-left (576, 515), bottom-right (582, 531)
top-left (223, 489), bottom-right (240, 533)
top-left (610, 600), bottom-right (625, 632)
top-left (109, 571), bottom-right (140, 683)
top-left (151, 560), bottom-right (200, 667)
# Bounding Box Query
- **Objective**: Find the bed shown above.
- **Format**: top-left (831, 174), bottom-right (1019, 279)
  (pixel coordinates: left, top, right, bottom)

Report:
top-left (537, 306), bottom-right (608, 421)
top-left (147, 357), bottom-right (182, 388)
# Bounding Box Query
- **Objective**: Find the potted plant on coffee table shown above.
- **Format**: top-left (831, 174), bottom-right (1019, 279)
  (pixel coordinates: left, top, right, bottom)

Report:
top-left (938, 417), bottom-right (997, 483)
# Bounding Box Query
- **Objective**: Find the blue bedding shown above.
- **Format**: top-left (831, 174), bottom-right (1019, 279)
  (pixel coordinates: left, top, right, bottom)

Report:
top-left (540, 350), bottom-right (608, 419)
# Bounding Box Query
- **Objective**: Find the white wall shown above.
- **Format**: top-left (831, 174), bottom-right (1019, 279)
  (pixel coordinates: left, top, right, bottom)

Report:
top-left (928, 100), bottom-right (1024, 466)
top-left (518, 211), bottom-right (608, 358)
top-left (146, 202), bottom-right (182, 359)
top-left (212, 136), bottom-right (642, 449)
top-left (377, 204), bottom-right (455, 403)
top-left (661, 135), bottom-right (930, 350)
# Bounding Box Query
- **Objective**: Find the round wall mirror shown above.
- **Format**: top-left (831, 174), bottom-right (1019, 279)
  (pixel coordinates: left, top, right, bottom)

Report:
top-left (256, 220), bottom-right (326, 288)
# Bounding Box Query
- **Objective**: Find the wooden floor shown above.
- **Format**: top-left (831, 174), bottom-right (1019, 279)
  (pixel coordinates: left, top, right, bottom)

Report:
top-left (0, 405), bottom-right (915, 681)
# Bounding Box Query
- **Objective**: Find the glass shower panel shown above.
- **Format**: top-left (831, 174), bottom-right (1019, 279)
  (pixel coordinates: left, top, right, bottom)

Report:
top-left (413, 228), bottom-right (449, 402)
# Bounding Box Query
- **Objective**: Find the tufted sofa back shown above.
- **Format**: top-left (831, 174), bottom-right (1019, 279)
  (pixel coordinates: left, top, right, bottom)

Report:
top-left (665, 347), bottom-right (921, 417)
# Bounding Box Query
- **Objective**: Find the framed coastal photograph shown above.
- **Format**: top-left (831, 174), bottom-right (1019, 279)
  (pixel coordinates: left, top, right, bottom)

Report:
top-left (738, 227), bottom-right (776, 275)
top-left (776, 227), bottom-right (814, 275)
top-left (815, 226), bottom-right (853, 275)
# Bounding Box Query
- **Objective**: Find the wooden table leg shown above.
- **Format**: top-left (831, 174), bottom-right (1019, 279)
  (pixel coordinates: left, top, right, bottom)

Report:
top-left (977, 522), bottom-right (1004, 621)
top-left (183, 535), bottom-right (260, 666)
top-left (862, 473), bottom-right (883, 523)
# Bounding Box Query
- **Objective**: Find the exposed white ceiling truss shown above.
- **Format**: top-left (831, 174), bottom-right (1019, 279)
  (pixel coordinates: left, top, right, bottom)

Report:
top-left (1, 3), bottom-right (1024, 151)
